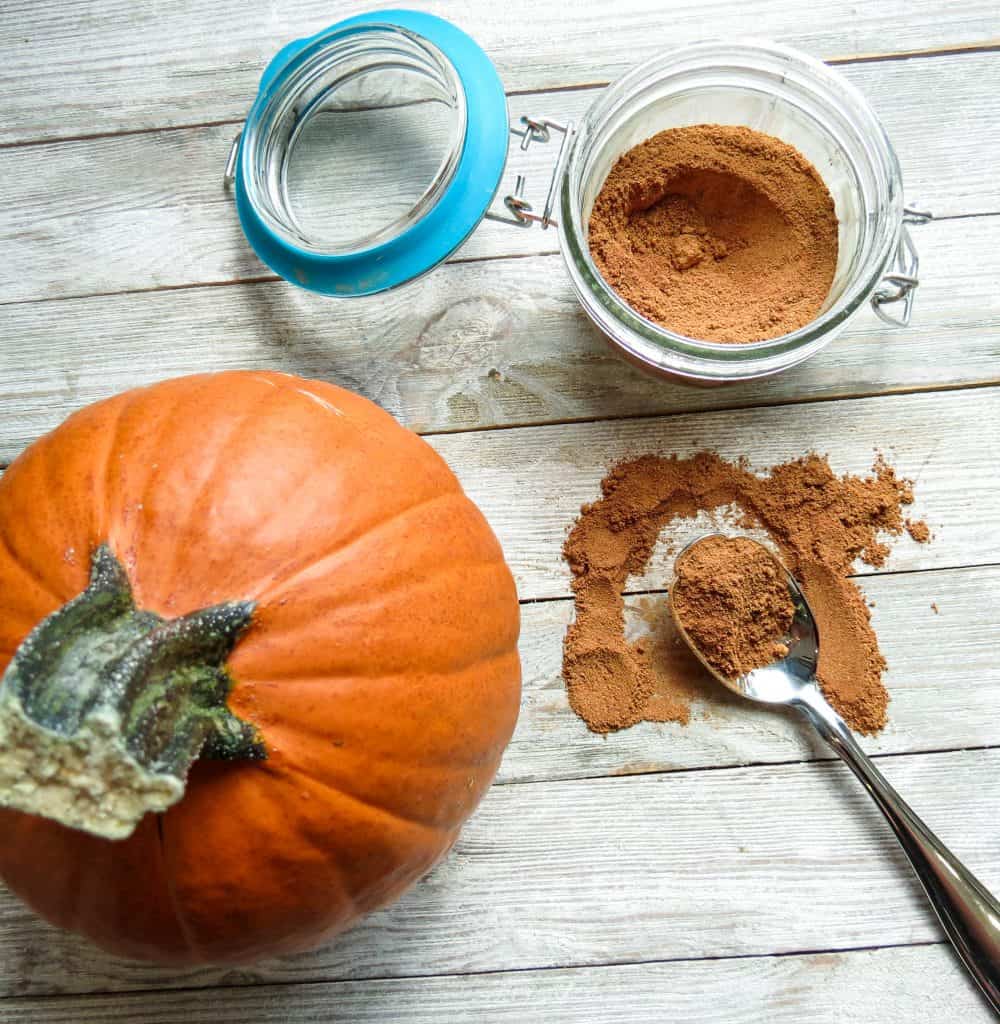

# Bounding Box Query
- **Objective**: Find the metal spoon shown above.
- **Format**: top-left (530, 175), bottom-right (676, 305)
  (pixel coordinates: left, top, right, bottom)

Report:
top-left (669, 534), bottom-right (1000, 1014)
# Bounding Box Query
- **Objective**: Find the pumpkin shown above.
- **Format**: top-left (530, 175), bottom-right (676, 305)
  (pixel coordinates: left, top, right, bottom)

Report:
top-left (0, 371), bottom-right (521, 964)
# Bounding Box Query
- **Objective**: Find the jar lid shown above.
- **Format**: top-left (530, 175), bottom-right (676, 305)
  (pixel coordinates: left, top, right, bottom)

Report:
top-left (232, 10), bottom-right (508, 296)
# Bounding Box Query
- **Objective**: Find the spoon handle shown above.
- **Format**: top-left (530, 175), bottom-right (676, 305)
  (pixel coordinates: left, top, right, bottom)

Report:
top-left (796, 689), bottom-right (1000, 1014)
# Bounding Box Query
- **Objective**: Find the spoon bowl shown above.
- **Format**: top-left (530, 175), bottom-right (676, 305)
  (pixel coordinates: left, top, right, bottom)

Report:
top-left (668, 533), bottom-right (818, 705)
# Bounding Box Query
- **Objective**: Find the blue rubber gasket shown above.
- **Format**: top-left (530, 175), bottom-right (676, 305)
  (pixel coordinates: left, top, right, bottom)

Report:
top-left (235, 10), bottom-right (508, 297)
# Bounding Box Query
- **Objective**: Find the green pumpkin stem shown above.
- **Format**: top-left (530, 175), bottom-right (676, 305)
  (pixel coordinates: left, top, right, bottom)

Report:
top-left (0, 545), bottom-right (264, 840)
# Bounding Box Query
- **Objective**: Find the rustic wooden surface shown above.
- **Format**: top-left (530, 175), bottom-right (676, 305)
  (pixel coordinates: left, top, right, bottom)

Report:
top-left (1, 0), bottom-right (998, 1020)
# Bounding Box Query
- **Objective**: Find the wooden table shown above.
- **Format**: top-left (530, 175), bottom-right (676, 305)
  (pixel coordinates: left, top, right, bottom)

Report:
top-left (1, 2), bottom-right (999, 1020)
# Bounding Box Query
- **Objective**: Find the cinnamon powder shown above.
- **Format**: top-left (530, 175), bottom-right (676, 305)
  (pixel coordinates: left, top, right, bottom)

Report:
top-left (562, 452), bottom-right (929, 735)
top-left (671, 536), bottom-right (794, 679)
top-left (588, 125), bottom-right (839, 343)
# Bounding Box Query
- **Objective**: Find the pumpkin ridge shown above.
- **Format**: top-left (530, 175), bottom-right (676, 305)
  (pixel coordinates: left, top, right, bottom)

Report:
top-left (235, 642), bottom-right (518, 688)
top-left (152, 380), bottom-right (288, 601)
top-left (289, 377), bottom-right (405, 440)
top-left (98, 383), bottom-right (151, 557)
top-left (288, 761), bottom-right (452, 839)
top-left (155, 814), bottom-right (202, 960)
top-left (165, 770), bottom-right (372, 942)
top-left (234, 585), bottom-right (517, 699)
top-left (269, 759), bottom-right (451, 837)
top-left (90, 391), bottom-right (129, 545)
top-left (0, 526), bottom-right (62, 608)
top-left (293, 385), bottom-right (347, 418)
top-left (296, 749), bottom-right (504, 833)
top-left (126, 374), bottom-right (227, 572)
top-left (240, 712), bottom-right (505, 800)
top-left (256, 488), bottom-right (464, 604)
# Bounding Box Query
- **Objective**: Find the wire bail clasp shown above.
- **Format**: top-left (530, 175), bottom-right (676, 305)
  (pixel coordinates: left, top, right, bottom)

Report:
top-left (223, 132), bottom-right (242, 190)
top-left (485, 116), bottom-right (575, 230)
top-left (871, 206), bottom-right (932, 328)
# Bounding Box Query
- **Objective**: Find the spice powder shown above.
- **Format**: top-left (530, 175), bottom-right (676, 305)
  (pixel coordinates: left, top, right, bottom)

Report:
top-left (588, 125), bottom-right (839, 343)
top-left (562, 451), bottom-right (929, 736)
top-left (671, 535), bottom-right (795, 680)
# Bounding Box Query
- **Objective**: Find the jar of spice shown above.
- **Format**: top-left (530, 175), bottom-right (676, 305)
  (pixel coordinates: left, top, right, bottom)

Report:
top-left (227, 16), bottom-right (926, 384)
top-left (557, 41), bottom-right (927, 383)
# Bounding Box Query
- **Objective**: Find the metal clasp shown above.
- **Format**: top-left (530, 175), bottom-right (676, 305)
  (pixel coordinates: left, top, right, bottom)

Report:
top-left (485, 116), bottom-right (575, 230)
top-left (871, 206), bottom-right (932, 328)
top-left (223, 132), bottom-right (241, 190)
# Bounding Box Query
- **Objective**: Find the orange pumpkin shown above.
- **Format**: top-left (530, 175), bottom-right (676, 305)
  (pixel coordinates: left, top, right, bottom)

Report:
top-left (0, 371), bottom-right (521, 964)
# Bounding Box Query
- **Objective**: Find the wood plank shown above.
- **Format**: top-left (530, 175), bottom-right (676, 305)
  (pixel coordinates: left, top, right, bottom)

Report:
top-left (502, 565), bottom-right (1000, 784)
top-left (1, 747), bottom-right (997, 996)
top-left (0, 944), bottom-right (990, 1022)
top-left (2, 1), bottom-right (997, 145)
top-left (430, 386), bottom-right (1000, 600)
top-left (2, 51), bottom-right (998, 303)
top-left (2, 214), bottom-right (999, 456)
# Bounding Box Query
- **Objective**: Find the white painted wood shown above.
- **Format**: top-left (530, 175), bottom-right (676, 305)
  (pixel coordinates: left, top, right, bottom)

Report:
top-left (0, 944), bottom-right (990, 1023)
top-left (2, 52), bottom-right (997, 303)
top-left (501, 565), bottom-right (1000, 785)
top-left (3, 1), bottom-right (1000, 1016)
top-left (1, 748), bottom-right (997, 996)
top-left (2, 1), bottom-right (998, 145)
top-left (429, 386), bottom-right (1000, 600)
top-left (1, 215), bottom-right (998, 455)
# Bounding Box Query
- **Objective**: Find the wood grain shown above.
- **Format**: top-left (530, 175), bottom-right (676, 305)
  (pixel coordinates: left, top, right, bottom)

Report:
top-left (2, 214), bottom-right (998, 455)
top-left (2, 1), bottom-right (998, 145)
top-left (429, 386), bottom-right (1000, 600)
top-left (2, 748), bottom-right (997, 996)
top-left (502, 565), bottom-right (1000, 784)
top-left (2, 51), bottom-right (998, 303)
top-left (0, 944), bottom-right (991, 1023)
top-left (3, 1), bottom-right (999, 1017)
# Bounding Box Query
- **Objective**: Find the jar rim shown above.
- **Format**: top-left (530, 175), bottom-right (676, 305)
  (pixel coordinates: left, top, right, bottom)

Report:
top-left (240, 23), bottom-right (467, 256)
top-left (231, 10), bottom-right (509, 297)
top-left (560, 38), bottom-right (905, 378)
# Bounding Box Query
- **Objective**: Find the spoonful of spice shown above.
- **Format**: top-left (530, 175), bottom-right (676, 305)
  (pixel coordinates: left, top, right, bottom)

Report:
top-left (669, 534), bottom-right (1000, 1012)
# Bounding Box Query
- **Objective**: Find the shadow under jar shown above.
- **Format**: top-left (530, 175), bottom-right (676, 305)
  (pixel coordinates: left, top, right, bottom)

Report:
top-left (228, 20), bottom-right (925, 385)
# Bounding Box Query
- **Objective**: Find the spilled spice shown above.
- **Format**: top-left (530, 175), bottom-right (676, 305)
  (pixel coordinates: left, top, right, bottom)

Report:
top-left (588, 125), bottom-right (838, 343)
top-left (562, 451), bottom-right (930, 735)
top-left (671, 536), bottom-right (794, 679)
top-left (906, 518), bottom-right (931, 543)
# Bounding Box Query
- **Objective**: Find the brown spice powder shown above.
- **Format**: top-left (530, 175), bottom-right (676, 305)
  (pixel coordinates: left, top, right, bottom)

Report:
top-left (671, 536), bottom-right (794, 679)
top-left (588, 125), bottom-right (839, 343)
top-left (562, 451), bottom-right (929, 735)
top-left (906, 518), bottom-right (931, 543)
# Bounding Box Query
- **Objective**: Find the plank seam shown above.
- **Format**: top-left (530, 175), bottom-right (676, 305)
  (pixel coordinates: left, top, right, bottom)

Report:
top-left (496, 743), bottom-right (1000, 789)
top-left (0, 938), bottom-right (948, 1004)
top-left (516, 560), bottom-right (1000, 610)
top-left (416, 377), bottom-right (1000, 439)
top-left (0, 208), bottom-right (996, 311)
top-left (0, 249), bottom-right (572, 309)
top-left (1, 42), bottom-right (997, 152)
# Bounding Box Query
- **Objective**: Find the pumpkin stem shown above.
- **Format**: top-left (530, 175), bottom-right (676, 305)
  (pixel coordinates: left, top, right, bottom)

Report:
top-left (0, 545), bottom-right (263, 840)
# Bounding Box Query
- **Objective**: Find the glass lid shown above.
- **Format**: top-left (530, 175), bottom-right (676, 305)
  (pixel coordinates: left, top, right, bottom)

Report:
top-left (232, 10), bottom-right (509, 296)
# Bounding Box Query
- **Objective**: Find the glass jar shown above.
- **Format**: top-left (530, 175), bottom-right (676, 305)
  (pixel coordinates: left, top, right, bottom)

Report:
top-left (558, 41), bottom-right (920, 384)
top-left (229, 19), bottom-right (925, 383)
